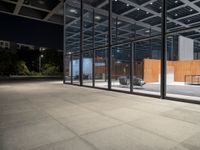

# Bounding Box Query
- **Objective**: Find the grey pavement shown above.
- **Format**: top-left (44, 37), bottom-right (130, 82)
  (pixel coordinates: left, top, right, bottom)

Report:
top-left (0, 81), bottom-right (200, 150)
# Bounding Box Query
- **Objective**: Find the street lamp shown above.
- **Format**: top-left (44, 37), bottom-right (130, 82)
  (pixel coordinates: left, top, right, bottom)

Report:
top-left (39, 54), bottom-right (44, 72)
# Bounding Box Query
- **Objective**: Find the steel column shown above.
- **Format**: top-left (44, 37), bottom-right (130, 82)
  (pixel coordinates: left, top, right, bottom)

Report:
top-left (80, 0), bottom-right (83, 85)
top-left (92, 9), bottom-right (95, 87)
top-left (130, 42), bottom-right (134, 93)
top-left (71, 55), bottom-right (73, 84)
top-left (161, 0), bottom-right (167, 99)
top-left (108, 0), bottom-right (112, 90)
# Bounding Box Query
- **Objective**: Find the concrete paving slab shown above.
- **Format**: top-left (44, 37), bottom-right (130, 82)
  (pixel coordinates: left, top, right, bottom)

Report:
top-left (182, 132), bottom-right (200, 150)
top-left (162, 108), bottom-right (200, 125)
top-left (102, 107), bottom-right (153, 122)
top-left (129, 115), bottom-right (200, 142)
top-left (82, 124), bottom-right (177, 150)
top-left (58, 112), bottom-right (122, 135)
top-left (31, 138), bottom-right (97, 150)
top-left (0, 119), bottom-right (76, 150)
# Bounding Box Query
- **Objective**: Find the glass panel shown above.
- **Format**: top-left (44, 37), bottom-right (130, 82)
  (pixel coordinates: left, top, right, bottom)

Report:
top-left (95, 48), bottom-right (108, 88)
top-left (83, 51), bottom-right (93, 86)
top-left (94, 12), bottom-right (109, 48)
top-left (64, 55), bottom-right (71, 83)
top-left (112, 18), bottom-right (135, 44)
top-left (111, 43), bottom-right (131, 91)
top-left (83, 0), bottom-right (109, 49)
top-left (133, 37), bottom-right (161, 96)
top-left (166, 0), bottom-right (200, 101)
top-left (111, 0), bottom-right (161, 44)
top-left (83, 9), bottom-right (93, 51)
top-left (65, 0), bottom-right (81, 54)
top-left (166, 0), bottom-right (200, 32)
top-left (72, 54), bottom-right (80, 85)
top-left (166, 32), bottom-right (200, 101)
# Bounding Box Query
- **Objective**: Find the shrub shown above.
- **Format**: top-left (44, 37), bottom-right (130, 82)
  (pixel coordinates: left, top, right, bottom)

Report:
top-left (16, 61), bottom-right (30, 75)
top-left (42, 64), bottom-right (60, 75)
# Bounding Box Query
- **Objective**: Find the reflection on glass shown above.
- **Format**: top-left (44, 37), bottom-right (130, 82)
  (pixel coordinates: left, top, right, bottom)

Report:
top-left (83, 10), bottom-right (93, 51)
top-left (166, 33), bottom-right (200, 101)
top-left (64, 55), bottom-right (71, 83)
top-left (94, 12), bottom-right (109, 48)
top-left (134, 37), bottom-right (161, 96)
top-left (72, 54), bottom-right (80, 85)
top-left (83, 51), bottom-right (93, 86)
top-left (65, 1), bottom-right (80, 53)
top-left (111, 44), bottom-right (131, 91)
top-left (166, 0), bottom-right (200, 101)
top-left (95, 48), bottom-right (108, 88)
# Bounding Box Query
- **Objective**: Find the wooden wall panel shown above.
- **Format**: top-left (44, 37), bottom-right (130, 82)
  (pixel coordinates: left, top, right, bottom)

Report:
top-left (173, 60), bottom-right (200, 82)
top-left (143, 59), bottom-right (200, 82)
top-left (143, 59), bottom-right (160, 82)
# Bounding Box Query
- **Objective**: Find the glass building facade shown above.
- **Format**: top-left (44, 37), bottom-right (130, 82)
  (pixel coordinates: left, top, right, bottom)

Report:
top-left (64, 0), bottom-right (200, 103)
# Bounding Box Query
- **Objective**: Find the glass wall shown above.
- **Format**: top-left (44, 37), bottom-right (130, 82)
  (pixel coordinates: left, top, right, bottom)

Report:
top-left (95, 48), bottom-right (108, 88)
top-left (166, 0), bottom-right (200, 101)
top-left (111, 44), bottom-right (131, 91)
top-left (64, 55), bottom-right (71, 83)
top-left (64, 0), bottom-right (200, 103)
top-left (64, 1), bottom-right (81, 54)
top-left (83, 51), bottom-right (93, 86)
top-left (72, 54), bottom-right (80, 85)
top-left (134, 37), bottom-right (161, 96)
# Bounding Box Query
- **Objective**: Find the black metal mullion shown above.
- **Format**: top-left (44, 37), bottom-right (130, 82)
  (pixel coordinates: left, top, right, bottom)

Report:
top-left (63, 1), bottom-right (66, 84)
top-left (116, 17), bottom-right (118, 44)
top-left (71, 55), bottom-right (73, 84)
top-left (161, 0), bottom-right (167, 99)
top-left (108, 0), bottom-right (112, 90)
top-left (80, 0), bottom-right (83, 86)
top-left (130, 42), bottom-right (134, 93)
top-left (132, 23), bottom-right (137, 92)
top-left (92, 9), bottom-right (95, 87)
top-left (149, 27), bottom-right (152, 58)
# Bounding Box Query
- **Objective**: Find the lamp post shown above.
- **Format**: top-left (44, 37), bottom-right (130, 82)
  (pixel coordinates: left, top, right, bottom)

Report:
top-left (39, 54), bottom-right (44, 72)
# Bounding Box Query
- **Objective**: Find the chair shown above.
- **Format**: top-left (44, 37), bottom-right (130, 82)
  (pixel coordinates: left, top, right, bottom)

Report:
top-left (119, 76), bottom-right (145, 87)
top-left (119, 76), bottom-right (130, 85)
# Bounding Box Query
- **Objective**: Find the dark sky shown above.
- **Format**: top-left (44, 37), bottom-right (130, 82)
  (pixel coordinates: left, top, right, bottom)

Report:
top-left (0, 13), bottom-right (63, 49)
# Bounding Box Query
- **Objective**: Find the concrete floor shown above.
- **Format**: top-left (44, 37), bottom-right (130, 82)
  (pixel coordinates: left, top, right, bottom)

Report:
top-left (1, 81), bottom-right (200, 150)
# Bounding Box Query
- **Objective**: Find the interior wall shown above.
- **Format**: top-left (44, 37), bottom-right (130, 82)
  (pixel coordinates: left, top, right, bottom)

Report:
top-left (144, 59), bottom-right (200, 83)
top-left (178, 36), bottom-right (194, 60)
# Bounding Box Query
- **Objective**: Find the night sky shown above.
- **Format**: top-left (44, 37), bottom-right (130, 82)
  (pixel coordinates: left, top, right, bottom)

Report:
top-left (0, 13), bottom-right (63, 49)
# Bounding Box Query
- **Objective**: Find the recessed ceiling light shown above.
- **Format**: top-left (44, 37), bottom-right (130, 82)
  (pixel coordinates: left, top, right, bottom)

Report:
top-left (175, 0), bottom-right (178, 3)
top-left (126, 3), bottom-right (129, 7)
top-left (117, 21), bottom-right (121, 25)
top-left (69, 9), bottom-right (77, 14)
top-left (38, 0), bottom-right (45, 4)
top-left (175, 13), bottom-right (178, 16)
top-left (159, 6), bottom-right (162, 9)
top-left (190, 9), bottom-right (193, 12)
top-left (95, 16), bottom-right (101, 20)
top-left (150, 2), bottom-right (153, 5)
top-left (145, 30), bottom-right (150, 33)
top-left (115, 0), bottom-right (118, 1)
top-left (137, 8), bottom-right (140, 11)
top-left (24, 0), bottom-right (30, 4)
top-left (116, 60), bottom-right (121, 64)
